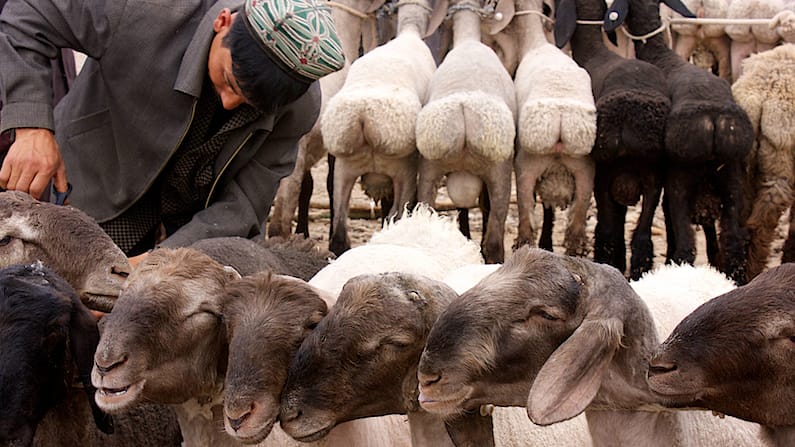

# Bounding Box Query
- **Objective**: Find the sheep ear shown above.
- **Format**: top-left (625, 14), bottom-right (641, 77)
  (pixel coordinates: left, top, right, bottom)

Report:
top-left (68, 297), bottom-right (115, 434)
top-left (526, 317), bottom-right (624, 425)
top-left (553, 0), bottom-right (577, 48)
top-left (425, 0), bottom-right (450, 38)
top-left (487, 0), bottom-right (515, 35)
top-left (445, 410), bottom-right (495, 447)
top-left (223, 265), bottom-right (242, 281)
top-left (603, 0), bottom-right (629, 32)
top-left (662, 0), bottom-right (695, 18)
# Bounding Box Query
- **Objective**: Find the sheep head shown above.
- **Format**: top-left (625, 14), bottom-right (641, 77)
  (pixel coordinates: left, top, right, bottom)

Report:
top-left (0, 263), bottom-right (113, 446)
top-left (92, 248), bottom-right (238, 413)
top-left (0, 191), bottom-right (130, 313)
top-left (220, 272), bottom-right (327, 444)
top-left (280, 272), bottom-right (455, 442)
top-left (647, 263), bottom-right (795, 427)
top-left (417, 246), bottom-right (655, 425)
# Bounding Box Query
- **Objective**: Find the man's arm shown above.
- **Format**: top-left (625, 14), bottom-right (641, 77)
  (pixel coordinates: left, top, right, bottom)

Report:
top-left (0, 0), bottom-right (114, 198)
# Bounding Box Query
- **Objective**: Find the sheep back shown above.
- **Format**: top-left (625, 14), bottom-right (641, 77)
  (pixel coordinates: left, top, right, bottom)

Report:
top-left (515, 44), bottom-right (596, 156)
top-left (726, 0), bottom-right (785, 44)
top-left (665, 0), bottom-right (729, 38)
top-left (593, 89), bottom-right (670, 162)
top-left (732, 43), bottom-right (795, 151)
top-left (320, 33), bottom-right (435, 159)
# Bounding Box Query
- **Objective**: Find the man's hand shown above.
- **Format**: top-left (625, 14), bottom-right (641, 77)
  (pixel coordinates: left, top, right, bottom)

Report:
top-left (0, 128), bottom-right (68, 199)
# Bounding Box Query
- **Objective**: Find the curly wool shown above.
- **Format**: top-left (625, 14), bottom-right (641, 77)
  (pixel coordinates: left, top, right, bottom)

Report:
top-left (592, 89), bottom-right (670, 162)
top-left (416, 90), bottom-right (516, 162)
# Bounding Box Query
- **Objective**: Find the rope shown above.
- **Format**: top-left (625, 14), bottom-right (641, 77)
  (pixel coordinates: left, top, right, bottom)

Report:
top-left (620, 21), bottom-right (668, 43)
top-left (326, 0), bottom-right (372, 19)
top-left (445, 0), bottom-right (499, 20)
top-left (514, 9), bottom-right (555, 24)
top-left (575, 19), bottom-right (604, 25)
top-left (668, 17), bottom-right (775, 26)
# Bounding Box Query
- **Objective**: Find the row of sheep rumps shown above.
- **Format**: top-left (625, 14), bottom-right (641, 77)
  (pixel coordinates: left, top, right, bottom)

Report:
top-left (604, 0), bottom-right (756, 284)
top-left (555, 0), bottom-right (670, 280)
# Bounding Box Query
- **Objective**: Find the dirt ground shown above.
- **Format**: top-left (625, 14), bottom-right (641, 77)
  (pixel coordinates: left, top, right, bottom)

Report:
top-left (281, 157), bottom-right (788, 274)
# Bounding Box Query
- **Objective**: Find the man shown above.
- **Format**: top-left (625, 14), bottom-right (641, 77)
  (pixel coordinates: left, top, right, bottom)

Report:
top-left (0, 0), bottom-right (345, 261)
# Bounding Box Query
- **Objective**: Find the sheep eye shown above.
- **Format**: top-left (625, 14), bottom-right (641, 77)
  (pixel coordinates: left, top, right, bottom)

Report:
top-left (537, 310), bottom-right (559, 321)
top-left (0, 236), bottom-right (11, 246)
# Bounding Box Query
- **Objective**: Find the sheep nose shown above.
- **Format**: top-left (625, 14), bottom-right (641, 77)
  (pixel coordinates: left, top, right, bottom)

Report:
top-left (418, 372), bottom-right (442, 388)
top-left (95, 355), bottom-right (127, 375)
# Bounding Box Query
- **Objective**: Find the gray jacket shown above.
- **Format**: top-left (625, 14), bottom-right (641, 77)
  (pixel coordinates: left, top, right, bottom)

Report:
top-left (0, 0), bottom-right (320, 247)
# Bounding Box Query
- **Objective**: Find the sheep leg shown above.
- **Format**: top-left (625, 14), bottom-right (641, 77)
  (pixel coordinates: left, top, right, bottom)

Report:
top-left (717, 160), bottom-right (750, 284)
top-left (540, 207), bottom-right (555, 252)
top-left (730, 39), bottom-right (756, 83)
top-left (673, 34), bottom-right (698, 65)
top-left (329, 160), bottom-right (358, 256)
top-left (702, 222), bottom-right (719, 267)
top-left (327, 154), bottom-right (336, 240)
top-left (388, 155), bottom-right (419, 220)
top-left (704, 35), bottom-right (732, 83)
top-left (782, 202), bottom-right (795, 264)
top-left (745, 137), bottom-right (794, 278)
top-left (417, 159), bottom-right (445, 208)
top-left (295, 171), bottom-right (313, 237)
top-left (562, 156), bottom-right (595, 258)
top-left (629, 178), bottom-right (662, 281)
top-left (594, 164), bottom-right (628, 274)
top-left (481, 159), bottom-right (512, 264)
top-left (514, 152), bottom-right (554, 250)
top-left (458, 209), bottom-right (472, 239)
top-left (663, 166), bottom-right (697, 266)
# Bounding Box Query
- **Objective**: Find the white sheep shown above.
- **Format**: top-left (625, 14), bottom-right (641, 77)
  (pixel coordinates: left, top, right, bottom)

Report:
top-left (661, 0), bottom-right (732, 80)
top-left (414, 0), bottom-right (517, 264)
top-left (725, 0), bottom-right (795, 80)
top-left (508, 0), bottom-right (596, 258)
top-left (731, 43), bottom-right (795, 279)
top-left (309, 204), bottom-right (484, 296)
top-left (320, 0), bottom-right (438, 257)
top-left (418, 247), bottom-right (766, 447)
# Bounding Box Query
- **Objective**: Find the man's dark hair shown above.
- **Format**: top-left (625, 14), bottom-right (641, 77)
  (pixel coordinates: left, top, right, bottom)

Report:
top-left (223, 15), bottom-right (311, 113)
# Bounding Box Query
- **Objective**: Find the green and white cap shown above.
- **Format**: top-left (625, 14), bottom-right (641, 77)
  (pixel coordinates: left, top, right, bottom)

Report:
top-left (243, 0), bottom-right (345, 82)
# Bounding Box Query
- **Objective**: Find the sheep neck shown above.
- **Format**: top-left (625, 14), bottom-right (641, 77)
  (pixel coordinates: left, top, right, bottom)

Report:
top-left (515, 6), bottom-right (550, 56)
top-left (451, 9), bottom-right (483, 47)
top-left (632, 34), bottom-right (685, 75)
top-left (397, 4), bottom-right (431, 36)
top-left (764, 426), bottom-right (795, 447)
top-left (331, 7), bottom-right (369, 64)
top-left (569, 23), bottom-right (611, 68)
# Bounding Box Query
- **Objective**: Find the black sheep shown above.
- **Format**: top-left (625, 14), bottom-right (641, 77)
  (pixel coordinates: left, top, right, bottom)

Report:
top-left (555, 0), bottom-right (670, 279)
top-left (604, 0), bottom-right (755, 284)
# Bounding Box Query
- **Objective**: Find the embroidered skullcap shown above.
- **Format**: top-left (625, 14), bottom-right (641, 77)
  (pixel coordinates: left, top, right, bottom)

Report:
top-left (243, 0), bottom-right (345, 82)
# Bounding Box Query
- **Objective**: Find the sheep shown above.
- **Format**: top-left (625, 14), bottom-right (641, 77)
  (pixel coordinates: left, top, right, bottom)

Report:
top-left (308, 203), bottom-right (484, 297)
top-left (190, 235), bottom-right (334, 280)
top-left (221, 271), bottom-right (411, 446)
top-left (661, 0), bottom-right (732, 81)
top-left (267, 0), bottom-right (398, 239)
top-left (0, 190), bottom-right (130, 312)
top-left (414, 0), bottom-right (516, 264)
top-left (729, 43), bottom-right (795, 280)
top-left (91, 248), bottom-right (408, 446)
top-left (417, 246), bottom-right (766, 446)
top-left (725, 0), bottom-right (794, 81)
top-left (0, 262), bottom-right (181, 447)
top-left (279, 271), bottom-right (593, 446)
top-left (604, 0), bottom-right (755, 284)
top-left (502, 0), bottom-right (597, 261)
top-left (772, 9), bottom-right (795, 42)
top-left (646, 263), bottom-right (795, 447)
top-left (554, 0), bottom-right (670, 279)
top-left (320, 0), bottom-right (438, 256)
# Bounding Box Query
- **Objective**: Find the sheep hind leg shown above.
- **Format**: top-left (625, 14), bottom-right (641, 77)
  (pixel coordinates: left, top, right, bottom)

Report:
top-left (702, 222), bottom-right (719, 268)
top-left (562, 156), bottom-right (594, 258)
top-left (717, 160), bottom-right (751, 284)
top-left (663, 166), bottom-right (697, 267)
top-left (539, 207), bottom-right (555, 252)
top-left (329, 161), bottom-right (358, 256)
top-left (594, 166), bottom-right (627, 274)
top-left (782, 203), bottom-right (795, 264)
top-left (295, 171), bottom-right (313, 237)
top-left (481, 160), bottom-right (512, 263)
top-left (514, 152), bottom-right (553, 250)
top-left (629, 180), bottom-right (662, 281)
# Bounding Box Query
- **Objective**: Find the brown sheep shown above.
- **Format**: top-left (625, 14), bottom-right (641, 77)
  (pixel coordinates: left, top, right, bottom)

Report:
top-left (0, 191), bottom-right (130, 312)
top-left (647, 263), bottom-right (795, 446)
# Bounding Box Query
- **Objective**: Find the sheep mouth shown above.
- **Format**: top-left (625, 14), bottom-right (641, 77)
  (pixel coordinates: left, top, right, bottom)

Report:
top-left (289, 424), bottom-right (335, 443)
top-left (81, 292), bottom-right (118, 313)
top-left (418, 390), bottom-right (468, 415)
top-left (95, 379), bottom-right (145, 410)
top-left (232, 418), bottom-right (277, 445)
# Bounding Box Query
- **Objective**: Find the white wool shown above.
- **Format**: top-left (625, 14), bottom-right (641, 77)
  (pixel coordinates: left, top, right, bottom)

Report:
top-left (515, 44), bottom-right (596, 156)
top-left (442, 263), bottom-right (501, 294)
top-left (663, 0), bottom-right (730, 38)
top-left (321, 31), bottom-right (436, 159)
top-left (630, 263), bottom-right (736, 341)
top-left (726, 0), bottom-right (788, 43)
top-left (310, 205), bottom-right (484, 296)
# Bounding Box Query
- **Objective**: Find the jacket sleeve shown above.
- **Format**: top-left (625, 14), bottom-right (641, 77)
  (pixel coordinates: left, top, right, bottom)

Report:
top-left (0, 0), bottom-right (117, 132)
top-left (159, 83), bottom-right (322, 248)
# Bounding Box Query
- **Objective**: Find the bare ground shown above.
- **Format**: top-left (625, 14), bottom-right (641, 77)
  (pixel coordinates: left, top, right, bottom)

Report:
top-left (280, 158), bottom-right (787, 274)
